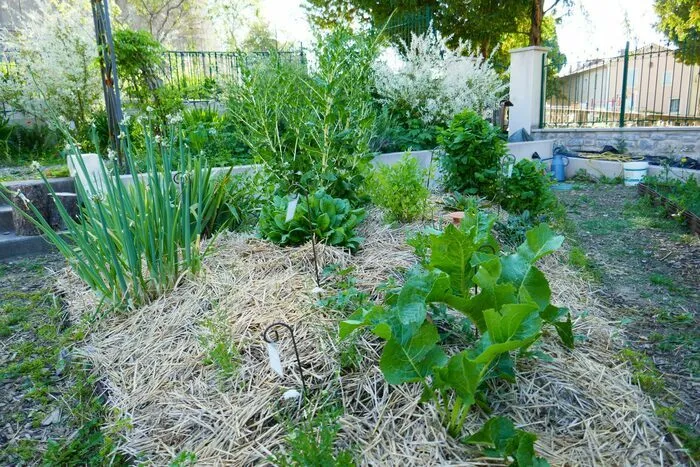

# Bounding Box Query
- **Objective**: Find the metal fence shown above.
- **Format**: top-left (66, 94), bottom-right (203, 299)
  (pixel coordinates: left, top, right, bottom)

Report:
top-left (161, 49), bottom-right (307, 100)
top-left (542, 42), bottom-right (700, 128)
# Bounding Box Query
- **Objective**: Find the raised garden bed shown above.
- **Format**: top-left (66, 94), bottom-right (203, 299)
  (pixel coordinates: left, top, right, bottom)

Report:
top-left (638, 182), bottom-right (700, 235)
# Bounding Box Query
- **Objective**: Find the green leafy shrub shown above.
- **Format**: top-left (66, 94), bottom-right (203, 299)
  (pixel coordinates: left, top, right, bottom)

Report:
top-left (498, 160), bottom-right (555, 215)
top-left (366, 154), bottom-right (429, 223)
top-left (643, 174), bottom-right (700, 217)
top-left (181, 108), bottom-right (251, 167)
top-left (437, 110), bottom-right (506, 196)
top-left (0, 118), bottom-right (62, 166)
top-left (228, 28), bottom-right (380, 202)
top-left (341, 205), bottom-right (573, 441)
top-left (0, 120), bottom-right (234, 310)
top-left (258, 190), bottom-right (366, 251)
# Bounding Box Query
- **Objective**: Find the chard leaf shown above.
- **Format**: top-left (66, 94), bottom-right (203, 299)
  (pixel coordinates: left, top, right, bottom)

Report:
top-left (465, 416), bottom-right (551, 467)
top-left (516, 224), bottom-right (564, 262)
top-left (434, 351), bottom-right (483, 406)
top-left (553, 313), bottom-right (574, 349)
top-left (429, 224), bottom-right (478, 296)
top-left (379, 322), bottom-right (447, 384)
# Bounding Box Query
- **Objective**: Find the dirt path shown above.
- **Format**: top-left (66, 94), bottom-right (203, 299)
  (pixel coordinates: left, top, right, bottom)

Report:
top-left (0, 254), bottom-right (126, 465)
top-left (557, 182), bottom-right (699, 458)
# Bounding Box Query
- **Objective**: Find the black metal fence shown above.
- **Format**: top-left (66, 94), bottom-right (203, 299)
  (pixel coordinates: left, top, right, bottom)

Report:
top-left (161, 49), bottom-right (307, 100)
top-left (542, 42), bottom-right (700, 128)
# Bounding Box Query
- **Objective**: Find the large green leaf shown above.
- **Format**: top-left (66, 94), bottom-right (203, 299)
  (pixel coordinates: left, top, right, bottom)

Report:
top-left (379, 322), bottom-right (447, 384)
top-left (465, 416), bottom-right (550, 467)
top-left (516, 224), bottom-right (564, 263)
top-left (429, 224), bottom-right (478, 297)
top-left (434, 351), bottom-right (483, 406)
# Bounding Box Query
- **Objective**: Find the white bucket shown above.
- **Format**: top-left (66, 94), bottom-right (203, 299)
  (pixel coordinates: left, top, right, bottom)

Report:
top-left (623, 161), bottom-right (648, 186)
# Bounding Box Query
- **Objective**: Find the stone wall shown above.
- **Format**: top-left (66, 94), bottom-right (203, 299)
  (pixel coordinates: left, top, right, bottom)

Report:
top-left (531, 127), bottom-right (700, 160)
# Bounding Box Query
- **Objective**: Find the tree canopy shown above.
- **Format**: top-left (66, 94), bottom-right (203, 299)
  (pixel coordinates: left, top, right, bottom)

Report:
top-left (655, 0), bottom-right (700, 64)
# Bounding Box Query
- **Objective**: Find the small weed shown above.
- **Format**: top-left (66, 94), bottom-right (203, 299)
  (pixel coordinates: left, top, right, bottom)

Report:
top-left (200, 315), bottom-right (239, 381)
top-left (649, 273), bottom-right (684, 294)
top-left (170, 451), bottom-right (198, 466)
top-left (272, 407), bottom-right (354, 466)
top-left (568, 246), bottom-right (602, 282)
top-left (620, 348), bottom-right (665, 394)
top-left (338, 332), bottom-right (362, 372)
top-left (318, 266), bottom-right (369, 314)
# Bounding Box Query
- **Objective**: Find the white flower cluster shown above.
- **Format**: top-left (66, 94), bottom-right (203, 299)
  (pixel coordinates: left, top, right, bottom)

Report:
top-left (374, 28), bottom-right (506, 126)
top-left (167, 113), bottom-right (184, 125)
top-left (0, 1), bottom-right (102, 131)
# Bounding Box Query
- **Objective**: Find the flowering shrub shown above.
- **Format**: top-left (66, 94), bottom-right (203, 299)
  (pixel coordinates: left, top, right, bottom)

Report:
top-left (0, 0), bottom-right (102, 136)
top-left (374, 28), bottom-right (506, 129)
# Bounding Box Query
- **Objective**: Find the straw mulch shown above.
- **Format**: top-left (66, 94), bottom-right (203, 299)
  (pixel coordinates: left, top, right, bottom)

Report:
top-left (61, 212), bottom-right (684, 466)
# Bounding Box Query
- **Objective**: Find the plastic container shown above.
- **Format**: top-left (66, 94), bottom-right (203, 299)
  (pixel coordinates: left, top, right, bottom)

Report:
top-left (623, 161), bottom-right (648, 186)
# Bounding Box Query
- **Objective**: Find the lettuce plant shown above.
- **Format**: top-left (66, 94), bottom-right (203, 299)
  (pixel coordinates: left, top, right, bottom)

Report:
top-left (341, 205), bottom-right (573, 442)
top-left (258, 190), bottom-right (366, 252)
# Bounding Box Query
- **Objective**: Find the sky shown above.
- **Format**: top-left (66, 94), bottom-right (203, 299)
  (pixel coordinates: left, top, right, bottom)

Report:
top-left (258, 0), bottom-right (666, 69)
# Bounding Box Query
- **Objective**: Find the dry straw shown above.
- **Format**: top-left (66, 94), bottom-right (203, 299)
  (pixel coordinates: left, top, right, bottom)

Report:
top-left (60, 211), bottom-right (683, 465)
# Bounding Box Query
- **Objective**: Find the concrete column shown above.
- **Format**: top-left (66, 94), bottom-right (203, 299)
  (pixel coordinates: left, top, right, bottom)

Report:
top-left (508, 46), bottom-right (549, 136)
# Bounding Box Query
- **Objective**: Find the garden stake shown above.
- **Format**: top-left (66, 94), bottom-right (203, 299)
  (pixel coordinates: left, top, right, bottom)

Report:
top-left (263, 322), bottom-right (308, 397)
top-left (290, 182), bottom-right (322, 288)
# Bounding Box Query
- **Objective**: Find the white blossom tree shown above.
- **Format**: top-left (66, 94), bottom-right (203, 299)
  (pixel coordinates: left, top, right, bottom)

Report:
top-left (0, 0), bottom-right (102, 134)
top-left (373, 28), bottom-right (506, 127)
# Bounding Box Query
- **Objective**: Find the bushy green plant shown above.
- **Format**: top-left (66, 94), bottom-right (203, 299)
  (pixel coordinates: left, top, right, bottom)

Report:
top-left (0, 119), bottom-right (234, 310)
top-left (258, 190), bottom-right (366, 251)
top-left (437, 110), bottom-right (506, 196)
top-left (644, 174), bottom-right (700, 217)
top-left (181, 108), bottom-right (251, 166)
top-left (341, 205), bottom-right (573, 442)
top-left (228, 28), bottom-right (380, 202)
top-left (498, 160), bottom-right (555, 215)
top-left (0, 119), bottom-right (62, 166)
top-left (366, 154), bottom-right (429, 223)
top-left (114, 29), bottom-right (165, 106)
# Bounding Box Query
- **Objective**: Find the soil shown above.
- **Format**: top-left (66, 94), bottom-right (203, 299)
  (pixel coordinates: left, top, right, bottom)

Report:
top-left (556, 182), bottom-right (700, 452)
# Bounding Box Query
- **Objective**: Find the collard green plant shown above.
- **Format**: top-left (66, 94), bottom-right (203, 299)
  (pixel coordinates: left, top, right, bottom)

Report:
top-left (227, 28), bottom-right (380, 203)
top-left (498, 160), bottom-right (555, 215)
top-left (341, 205), bottom-right (573, 440)
top-left (0, 118), bottom-right (233, 310)
top-left (437, 110), bottom-right (506, 197)
top-left (464, 416), bottom-right (549, 466)
top-left (258, 190), bottom-right (366, 251)
top-left (366, 153), bottom-right (430, 223)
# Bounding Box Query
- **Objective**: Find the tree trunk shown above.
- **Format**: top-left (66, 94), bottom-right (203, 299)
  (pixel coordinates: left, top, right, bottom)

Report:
top-left (530, 0), bottom-right (543, 46)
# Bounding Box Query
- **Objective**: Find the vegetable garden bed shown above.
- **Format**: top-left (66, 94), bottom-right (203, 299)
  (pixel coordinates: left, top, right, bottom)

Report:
top-left (638, 183), bottom-right (700, 235)
top-left (59, 210), bottom-right (681, 465)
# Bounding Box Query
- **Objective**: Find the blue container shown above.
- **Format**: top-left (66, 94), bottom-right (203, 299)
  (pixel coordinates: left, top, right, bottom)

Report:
top-left (550, 154), bottom-right (569, 182)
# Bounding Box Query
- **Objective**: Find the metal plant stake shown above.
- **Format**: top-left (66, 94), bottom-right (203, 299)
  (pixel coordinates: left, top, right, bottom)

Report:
top-left (263, 322), bottom-right (308, 396)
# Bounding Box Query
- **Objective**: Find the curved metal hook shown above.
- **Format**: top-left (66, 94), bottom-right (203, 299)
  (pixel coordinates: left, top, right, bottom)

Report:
top-left (262, 322), bottom-right (307, 396)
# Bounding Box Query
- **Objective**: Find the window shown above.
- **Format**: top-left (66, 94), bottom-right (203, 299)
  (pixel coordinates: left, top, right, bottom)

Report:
top-left (663, 71), bottom-right (672, 86)
top-left (670, 98), bottom-right (680, 113)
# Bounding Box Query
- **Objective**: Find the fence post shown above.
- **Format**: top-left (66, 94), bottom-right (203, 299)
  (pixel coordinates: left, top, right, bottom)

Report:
top-left (539, 54), bottom-right (546, 128)
top-left (619, 41), bottom-right (630, 128)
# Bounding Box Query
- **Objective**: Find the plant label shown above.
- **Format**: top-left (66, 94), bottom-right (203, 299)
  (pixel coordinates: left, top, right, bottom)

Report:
top-left (285, 195), bottom-right (299, 223)
top-left (266, 342), bottom-right (284, 377)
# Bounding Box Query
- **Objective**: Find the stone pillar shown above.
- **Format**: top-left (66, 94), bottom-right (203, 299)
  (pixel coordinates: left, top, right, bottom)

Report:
top-left (508, 46), bottom-right (549, 137)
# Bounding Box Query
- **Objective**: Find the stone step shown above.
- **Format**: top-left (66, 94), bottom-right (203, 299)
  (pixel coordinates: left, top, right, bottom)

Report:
top-left (0, 231), bottom-right (60, 260)
top-left (0, 205), bottom-right (12, 232)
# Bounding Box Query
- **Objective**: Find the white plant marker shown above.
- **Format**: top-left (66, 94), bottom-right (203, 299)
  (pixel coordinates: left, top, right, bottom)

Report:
top-left (267, 341), bottom-right (284, 377)
top-left (285, 195), bottom-right (299, 223)
top-left (282, 389), bottom-right (301, 400)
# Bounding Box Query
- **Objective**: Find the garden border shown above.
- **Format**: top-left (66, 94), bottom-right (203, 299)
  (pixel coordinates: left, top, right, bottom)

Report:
top-left (637, 182), bottom-right (699, 235)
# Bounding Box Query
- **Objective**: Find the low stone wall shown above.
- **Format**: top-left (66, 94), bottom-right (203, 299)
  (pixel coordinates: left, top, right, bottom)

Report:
top-left (531, 127), bottom-right (700, 159)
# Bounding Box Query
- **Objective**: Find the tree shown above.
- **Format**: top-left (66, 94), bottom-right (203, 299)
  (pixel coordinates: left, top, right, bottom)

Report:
top-left (305, 0), bottom-right (572, 57)
top-left (121, 0), bottom-right (197, 44)
top-left (241, 16), bottom-right (279, 52)
top-left (655, 0), bottom-right (700, 64)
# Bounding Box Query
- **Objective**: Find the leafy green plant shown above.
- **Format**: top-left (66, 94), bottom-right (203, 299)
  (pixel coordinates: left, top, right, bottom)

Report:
top-left (0, 119), bottom-right (233, 311)
top-left (200, 315), bottom-right (240, 381)
top-left (437, 110), bottom-right (506, 197)
top-left (228, 28), bottom-right (380, 202)
top-left (494, 210), bottom-right (537, 250)
top-left (258, 190), bottom-right (366, 251)
top-left (498, 160), bottom-right (555, 215)
top-left (181, 108), bottom-right (251, 167)
top-left (273, 407), bottom-right (354, 467)
top-left (464, 416), bottom-right (549, 466)
top-left (643, 174), bottom-right (700, 217)
top-left (366, 154), bottom-right (429, 223)
top-left (341, 205), bottom-right (573, 440)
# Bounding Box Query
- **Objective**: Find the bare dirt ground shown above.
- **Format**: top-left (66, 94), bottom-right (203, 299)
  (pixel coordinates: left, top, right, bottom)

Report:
top-left (556, 182), bottom-right (699, 458)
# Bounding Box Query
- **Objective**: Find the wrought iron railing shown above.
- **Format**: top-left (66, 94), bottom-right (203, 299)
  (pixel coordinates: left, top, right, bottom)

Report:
top-left (542, 42), bottom-right (700, 128)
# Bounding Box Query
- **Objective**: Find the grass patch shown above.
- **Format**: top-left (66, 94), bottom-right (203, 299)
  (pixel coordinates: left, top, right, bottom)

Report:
top-left (623, 197), bottom-right (685, 232)
top-left (579, 218), bottom-right (631, 235)
top-left (620, 348), bottom-right (665, 395)
top-left (649, 273), bottom-right (686, 294)
top-left (0, 274), bottom-right (128, 465)
top-left (568, 246), bottom-right (602, 282)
